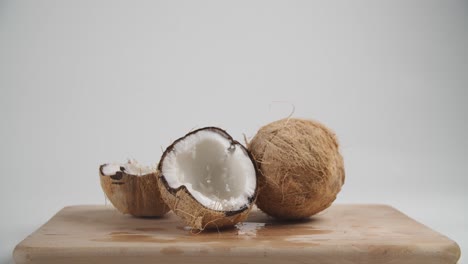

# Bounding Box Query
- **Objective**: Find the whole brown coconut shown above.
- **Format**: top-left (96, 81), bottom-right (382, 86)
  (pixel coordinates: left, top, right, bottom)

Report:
top-left (99, 160), bottom-right (170, 217)
top-left (248, 118), bottom-right (345, 220)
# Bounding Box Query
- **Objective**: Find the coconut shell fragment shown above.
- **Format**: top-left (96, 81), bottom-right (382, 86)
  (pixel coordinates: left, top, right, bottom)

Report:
top-left (248, 118), bottom-right (345, 220)
top-left (99, 160), bottom-right (170, 217)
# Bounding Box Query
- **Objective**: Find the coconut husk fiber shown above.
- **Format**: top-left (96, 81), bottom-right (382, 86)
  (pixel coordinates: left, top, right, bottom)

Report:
top-left (157, 171), bottom-right (253, 231)
top-left (99, 167), bottom-right (170, 217)
top-left (248, 118), bottom-right (345, 220)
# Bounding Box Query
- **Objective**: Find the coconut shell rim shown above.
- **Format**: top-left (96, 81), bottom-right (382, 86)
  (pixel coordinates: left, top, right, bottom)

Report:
top-left (99, 163), bottom-right (158, 180)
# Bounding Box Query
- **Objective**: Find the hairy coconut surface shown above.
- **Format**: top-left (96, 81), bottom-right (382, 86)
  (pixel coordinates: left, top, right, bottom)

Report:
top-left (99, 160), bottom-right (169, 217)
top-left (158, 127), bottom-right (258, 230)
top-left (248, 118), bottom-right (345, 220)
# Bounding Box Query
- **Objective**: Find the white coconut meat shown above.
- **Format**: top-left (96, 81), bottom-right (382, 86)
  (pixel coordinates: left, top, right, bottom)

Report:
top-left (160, 129), bottom-right (257, 212)
top-left (101, 159), bottom-right (155, 176)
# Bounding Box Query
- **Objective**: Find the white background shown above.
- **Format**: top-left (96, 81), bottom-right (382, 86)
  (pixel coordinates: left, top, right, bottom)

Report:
top-left (1, 1), bottom-right (467, 263)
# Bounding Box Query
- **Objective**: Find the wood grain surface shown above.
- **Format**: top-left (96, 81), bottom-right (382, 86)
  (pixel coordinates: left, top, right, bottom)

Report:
top-left (13, 204), bottom-right (461, 264)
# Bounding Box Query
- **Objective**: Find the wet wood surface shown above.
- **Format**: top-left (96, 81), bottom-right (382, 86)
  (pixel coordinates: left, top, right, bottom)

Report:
top-left (13, 204), bottom-right (460, 264)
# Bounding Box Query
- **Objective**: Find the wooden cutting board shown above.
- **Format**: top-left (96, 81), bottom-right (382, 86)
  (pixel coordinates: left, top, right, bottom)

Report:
top-left (13, 204), bottom-right (460, 264)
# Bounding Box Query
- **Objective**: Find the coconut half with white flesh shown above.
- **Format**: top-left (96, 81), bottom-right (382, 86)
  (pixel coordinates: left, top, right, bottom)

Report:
top-left (99, 159), bottom-right (169, 217)
top-left (158, 127), bottom-right (258, 230)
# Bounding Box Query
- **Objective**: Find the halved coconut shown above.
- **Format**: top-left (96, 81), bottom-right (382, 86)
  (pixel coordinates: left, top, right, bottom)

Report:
top-left (99, 159), bottom-right (169, 217)
top-left (158, 127), bottom-right (258, 230)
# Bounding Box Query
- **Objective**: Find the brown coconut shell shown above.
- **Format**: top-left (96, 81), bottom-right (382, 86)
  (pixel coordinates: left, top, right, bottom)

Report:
top-left (99, 165), bottom-right (170, 217)
top-left (157, 127), bottom-right (258, 230)
top-left (248, 118), bottom-right (345, 220)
